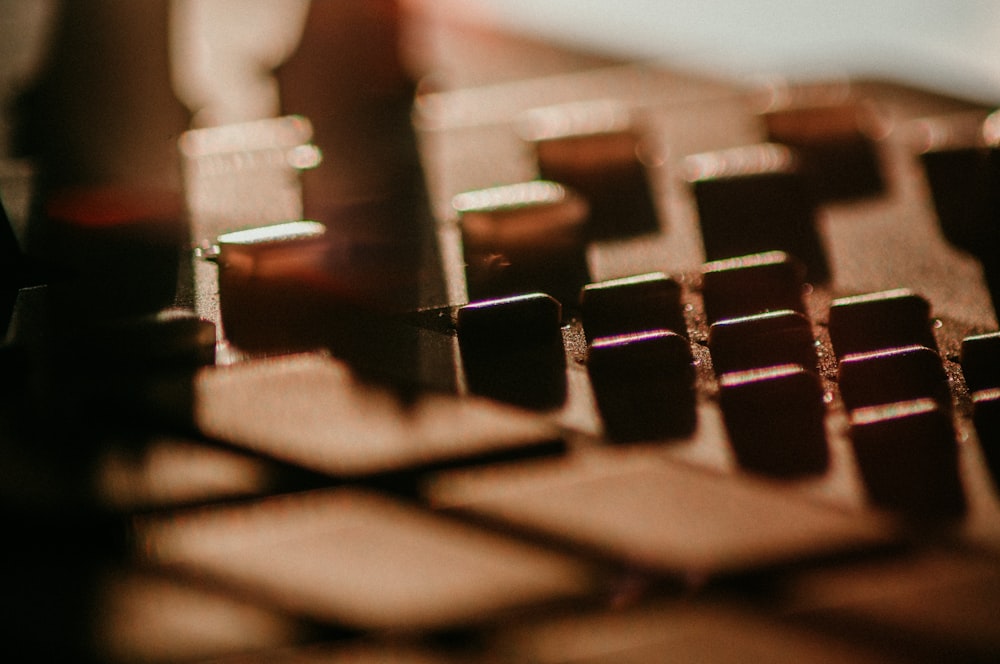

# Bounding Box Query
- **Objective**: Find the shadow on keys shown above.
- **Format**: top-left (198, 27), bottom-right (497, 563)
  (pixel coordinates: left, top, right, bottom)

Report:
top-left (0, 1), bottom-right (455, 660)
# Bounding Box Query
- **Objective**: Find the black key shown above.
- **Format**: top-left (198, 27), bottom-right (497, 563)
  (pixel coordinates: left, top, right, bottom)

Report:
top-left (453, 181), bottom-right (590, 305)
top-left (763, 98), bottom-right (885, 201)
top-left (40, 186), bottom-right (187, 321)
top-left (783, 550), bottom-right (1000, 663)
top-left (210, 220), bottom-right (354, 351)
top-left (580, 272), bottom-right (685, 342)
top-left (961, 331), bottom-right (1000, 392)
top-left (701, 251), bottom-right (807, 325)
top-left (1, 196), bottom-right (23, 336)
top-left (458, 293), bottom-right (566, 409)
top-left (848, 399), bottom-right (964, 518)
top-left (915, 111), bottom-right (1000, 314)
top-left (686, 143), bottom-right (828, 282)
top-left (718, 364), bottom-right (829, 477)
top-left (134, 487), bottom-right (598, 632)
top-left (210, 221), bottom-right (446, 388)
top-left (426, 446), bottom-right (893, 578)
top-left (972, 387), bottom-right (1000, 486)
top-left (837, 345), bottom-right (950, 412)
top-left (587, 329), bottom-right (695, 441)
top-left (519, 100), bottom-right (660, 239)
top-left (709, 309), bottom-right (816, 375)
top-left (914, 111), bottom-right (999, 249)
top-left (828, 289), bottom-right (936, 359)
top-left (457, 292), bottom-right (562, 346)
top-left (148, 353), bottom-right (566, 480)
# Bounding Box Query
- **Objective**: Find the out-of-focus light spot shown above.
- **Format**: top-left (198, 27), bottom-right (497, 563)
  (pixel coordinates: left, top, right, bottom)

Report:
top-left (217, 220), bottom-right (325, 247)
top-left (452, 180), bottom-right (570, 213)
top-left (518, 99), bottom-right (632, 142)
top-left (684, 143), bottom-right (794, 181)
top-left (286, 143), bottom-right (322, 170)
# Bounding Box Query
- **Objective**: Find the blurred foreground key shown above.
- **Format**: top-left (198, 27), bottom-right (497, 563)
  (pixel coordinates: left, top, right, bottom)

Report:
top-left (135, 486), bottom-right (599, 632)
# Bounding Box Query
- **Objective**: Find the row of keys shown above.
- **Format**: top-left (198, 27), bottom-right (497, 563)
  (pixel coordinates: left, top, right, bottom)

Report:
top-left (452, 247), bottom-right (1000, 520)
top-left (451, 89), bottom-right (893, 307)
top-left (827, 290), bottom-right (963, 516)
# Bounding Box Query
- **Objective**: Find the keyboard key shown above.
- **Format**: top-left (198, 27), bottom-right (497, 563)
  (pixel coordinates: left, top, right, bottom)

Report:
top-left (426, 447), bottom-right (894, 577)
top-left (828, 289), bottom-right (937, 359)
top-left (848, 399), bottom-right (964, 517)
top-left (961, 331), bottom-right (1000, 392)
top-left (701, 251), bottom-right (807, 325)
top-left (457, 291), bottom-right (562, 344)
top-left (718, 364), bottom-right (829, 477)
top-left (709, 309), bottom-right (816, 374)
top-left (685, 143), bottom-right (829, 281)
top-left (579, 272), bottom-right (686, 341)
top-left (762, 96), bottom-right (885, 201)
top-left (519, 99), bottom-right (660, 239)
top-left (972, 388), bottom-right (1000, 486)
top-left (587, 329), bottom-right (695, 441)
top-left (457, 292), bottom-right (566, 408)
top-left (837, 345), bottom-right (950, 412)
top-left (151, 353), bottom-right (565, 478)
top-left (210, 221), bottom-right (443, 386)
top-left (134, 487), bottom-right (599, 631)
top-left (453, 180), bottom-right (590, 304)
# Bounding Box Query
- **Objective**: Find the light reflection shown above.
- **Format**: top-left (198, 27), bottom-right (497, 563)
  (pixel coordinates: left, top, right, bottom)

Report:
top-left (216, 219), bottom-right (326, 247)
top-left (848, 397), bottom-right (939, 426)
top-left (517, 99), bottom-right (632, 143)
top-left (684, 143), bottom-right (795, 181)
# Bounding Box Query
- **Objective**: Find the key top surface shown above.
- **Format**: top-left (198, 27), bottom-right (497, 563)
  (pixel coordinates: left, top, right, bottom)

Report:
top-left (708, 309), bottom-right (817, 375)
top-left (580, 272), bottom-right (686, 341)
top-left (686, 144), bottom-right (829, 282)
top-left (828, 289), bottom-right (937, 359)
top-left (519, 99), bottom-right (661, 240)
top-left (135, 487), bottom-right (599, 631)
top-left (426, 447), bottom-right (896, 577)
top-left (701, 251), bottom-right (808, 325)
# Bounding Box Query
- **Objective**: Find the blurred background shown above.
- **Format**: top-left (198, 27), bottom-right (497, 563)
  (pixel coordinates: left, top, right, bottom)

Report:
top-left (2, 0), bottom-right (999, 147)
top-left (457, 0), bottom-right (1000, 102)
